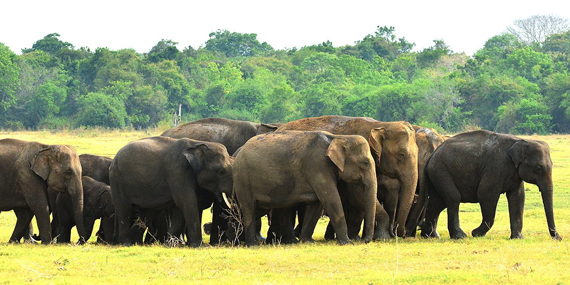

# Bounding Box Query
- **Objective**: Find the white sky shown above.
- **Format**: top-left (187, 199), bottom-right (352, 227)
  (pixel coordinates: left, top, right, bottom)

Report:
top-left (1, 0), bottom-right (569, 56)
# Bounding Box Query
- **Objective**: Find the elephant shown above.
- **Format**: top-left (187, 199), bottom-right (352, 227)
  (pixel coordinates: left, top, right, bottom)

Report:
top-left (0, 139), bottom-right (86, 244)
top-left (109, 136), bottom-right (234, 247)
top-left (421, 130), bottom-right (562, 240)
top-left (79, 154), bottom-right (113, 184)
top-left (233, 131), bottom-right (378, 246)
top-left (162, 117), bottom-right (277, 244)
top-left (57, 176), bottom-right (114, 243)
top-left (405, 127), bottom-right (447, 237)
top-left (160, 117), bottom-right (279, 155)
top-left (277, 115), bottom-right (418, 238)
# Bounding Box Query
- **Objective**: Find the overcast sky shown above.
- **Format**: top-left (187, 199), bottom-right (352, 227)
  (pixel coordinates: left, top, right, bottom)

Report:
top-left (2, 0), bottom-right (569, 56)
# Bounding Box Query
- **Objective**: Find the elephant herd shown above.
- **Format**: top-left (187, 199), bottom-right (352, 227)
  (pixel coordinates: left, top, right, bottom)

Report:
top-left (0, 116), bottom-right (562, 247)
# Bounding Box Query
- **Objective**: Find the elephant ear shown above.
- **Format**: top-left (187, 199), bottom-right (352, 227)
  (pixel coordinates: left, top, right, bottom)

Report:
top-left (183, 142), bottom-right (210, 172)
top-left (257, 123), bottom-right (279, 134)
top-left (508, 140), bottom-right (527, 168)
top-left (327, 138), bottom-right (348, 172)
top-left (31, 148), bottom-right (52, 180)
top-left (368, 127), bottom-right (385, 157)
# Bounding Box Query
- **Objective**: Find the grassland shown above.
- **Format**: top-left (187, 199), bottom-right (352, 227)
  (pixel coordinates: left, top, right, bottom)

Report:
top-left (0, 130), bottom-right (569, 284)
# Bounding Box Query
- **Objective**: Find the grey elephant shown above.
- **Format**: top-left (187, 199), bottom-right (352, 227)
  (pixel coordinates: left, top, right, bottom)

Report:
top-left (421, 130), bottom-right (561, 240)
top-left (57, 176), bottom-right (114, 243)
top-left (233, 131), bottom-right (378, 246)
top-left (79, 154), bottom-right (113, 184)
top-left (0, 139), bottom-right (86, 244)
top-left (110, 136), bottom-right (233, 247)
top-left (277, 115), bottom-right (418, 238)
top-left (161, 117), bottom-right (276, 244)
top-left (405, 127), bottom-right (447, 237)
top-left (161, 117), bottom-right (278, 154)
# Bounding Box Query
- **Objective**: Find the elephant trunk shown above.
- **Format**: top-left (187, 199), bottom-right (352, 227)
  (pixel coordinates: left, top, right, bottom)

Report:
top-left (539, 180), bottom-right (562, 240)
top-left (69, 178), bottom-right (87, 243)
top-left (395, 170), bottom-right (418, 237)
top-left (362, 176), bottom-right (378, 242)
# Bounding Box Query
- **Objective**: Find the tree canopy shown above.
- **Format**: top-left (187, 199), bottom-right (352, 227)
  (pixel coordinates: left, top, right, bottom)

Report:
top-left (1, 18), bottom-right (570, 134)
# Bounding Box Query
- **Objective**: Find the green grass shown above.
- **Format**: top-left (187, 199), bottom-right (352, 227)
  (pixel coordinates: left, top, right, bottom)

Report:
top-left (0, 131), bottom-right (569, 284)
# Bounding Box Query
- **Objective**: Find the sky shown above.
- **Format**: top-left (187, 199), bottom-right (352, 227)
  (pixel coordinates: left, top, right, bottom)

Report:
top-left (2, 0), bottom-right (570, 56)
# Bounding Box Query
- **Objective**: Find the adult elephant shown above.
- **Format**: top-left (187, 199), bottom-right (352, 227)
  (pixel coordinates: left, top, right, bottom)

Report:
top-left (234, 131), bottom-right (378, 246)
top-left (79, 154), bottom-right (112, 184)
top-left (405, 127), bottom-right (447, 237)
top-left (110, 136), bottom-right (234, 247)
top-left (161, 117), bottom-right (278, 155)
top-left (162, 117), bottom-right (277, 244)
top-left (57, 176), bottom-right (114, 243)
top-left (277, 116), bottom-right (418, 237)
top-left (0, 139), bottom-right (86, 244)
top-left (421, 130), bottom-right (562, 240)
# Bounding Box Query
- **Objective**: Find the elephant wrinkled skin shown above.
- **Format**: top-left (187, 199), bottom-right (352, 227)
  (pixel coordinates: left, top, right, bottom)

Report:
top-left (0, 139), bottom-right (86, 244)
top-left (421, 130), bottom-right (561, 240)
top-left (110, 136), bottom-right (233, 247)
top-left (233, 131), bottom-right (378, 246)
top-left (277, 116), bottom-right (418, 237)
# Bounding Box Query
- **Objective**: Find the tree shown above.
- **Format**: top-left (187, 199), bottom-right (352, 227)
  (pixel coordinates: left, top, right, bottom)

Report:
top-left (346, 26), bottom-right (415, 61)
top-left (76, 92), bottom-right (127, 128)
top-left (147, 39), bottom-right (181, 63)
top-left (416, 40), bottom-right (452, 67)
top-left (507, 15), bottom-right (570, 45)
top-left (22, 33), bottom-right (73, 55)
top-left (0, 43), bottom-right (20, 112)
top-left (204, 30), bottom-right (274, 57)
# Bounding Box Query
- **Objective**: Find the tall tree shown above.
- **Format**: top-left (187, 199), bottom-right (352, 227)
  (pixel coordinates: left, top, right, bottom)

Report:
top-left (507, 15), bottom-right (570, 44)
top-left (0, 43), bottom-right (20, 112)
top-left (22, 33), bottom-right (73, 55)
top-left (204, 30), bottom-right (274, 57)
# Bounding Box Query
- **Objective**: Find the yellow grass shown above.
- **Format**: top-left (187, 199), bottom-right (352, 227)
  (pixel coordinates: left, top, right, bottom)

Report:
top-left (0, 130), bottom-right (569, 284)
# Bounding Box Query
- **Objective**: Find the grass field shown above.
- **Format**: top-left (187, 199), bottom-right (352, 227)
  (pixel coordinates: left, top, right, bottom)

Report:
top-left (0, 130), bottom-right (569, 284)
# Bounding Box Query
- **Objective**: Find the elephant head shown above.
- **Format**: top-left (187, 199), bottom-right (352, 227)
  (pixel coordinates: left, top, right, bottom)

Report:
top-left (183, 141), bottom-right (234, 203)
top-left (31, 145), bottom-right (86, 242)
top-left (508, 140), bottom-right (561, 240)
top-left (372, 122), bottom-right (419, 237)
top-left (326, 135), bottom-right (378, 242)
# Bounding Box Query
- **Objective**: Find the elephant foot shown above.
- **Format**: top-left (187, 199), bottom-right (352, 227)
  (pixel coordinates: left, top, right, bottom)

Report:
top-left (361, 236), bottom-right (372, 243)
top-left (510, 233), bottom-right (524, 239)
top-left (472, 228), bottom-right (488, 238)
top-left (450, 230), bottom-right (467, 239)
top-left (420, 228), bottom-right (440, 239)
top-left (349, 235), bottom-right (361, 242)
top-left (374, 230), bottom-right (393, 241)
top-left (300, 237), bottom-right (315, 243)
top-left (551, 232), bottom-right (563, 241)
top-left (336, 238), bottom-right (352, 246)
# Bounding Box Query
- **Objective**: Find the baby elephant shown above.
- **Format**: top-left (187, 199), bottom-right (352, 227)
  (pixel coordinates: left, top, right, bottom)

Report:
top-left (233, 131), bottom-right (378, 246)
top-left (57, 176), bottom-right (114, 243)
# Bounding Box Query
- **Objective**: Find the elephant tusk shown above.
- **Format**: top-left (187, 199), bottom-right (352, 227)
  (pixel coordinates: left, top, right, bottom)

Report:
top-left (222, 192), bottom-right (232, 209)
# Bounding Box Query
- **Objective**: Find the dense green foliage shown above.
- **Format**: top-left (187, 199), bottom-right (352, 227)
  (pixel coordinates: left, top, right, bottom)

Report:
top-left (2, 26), bottom-right (570, 134)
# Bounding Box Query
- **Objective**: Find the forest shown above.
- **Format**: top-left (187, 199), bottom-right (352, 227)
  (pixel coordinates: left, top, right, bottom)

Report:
top-left (1, 16), bottom-right (570, 134)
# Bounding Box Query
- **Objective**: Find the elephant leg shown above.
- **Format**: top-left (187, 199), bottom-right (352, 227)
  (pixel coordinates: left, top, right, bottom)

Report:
top-left (210, 201), bottom-right (229, 245)
top-left (346, 206), bottom-right (363, 241)
top-left (168, 206), bottom-right (186, 242)
top-left (324, 220), bottom-right (335, 240)
top-left (421, 189), bottom-right (445, 239)
top-left (472, 189), bottom-right (500, 238)
top-left (116, 202), bottom-right (134, 246)
top-left (445, 200), bottom-right (466, 239)
top-left (506, 184), bottom-right (525, 239)
top-left (26, 197), bottom-right (53, 244)
top-left (280, 208), bottom-right (298, 244)
top-left (9, 208), bottom-right (35, 243)
top-left (379, 177), bottom-right (399, 237)
top-left (299, 203), bottom-right (322, 243)
top-left (373, 201), bottom-right (392, 240)
top-left (241, 204), bottom-right (257, 247)
top-left (99, 216), bottom-right (115, 244)
top-left (318, 189), bottom-right (350, 245)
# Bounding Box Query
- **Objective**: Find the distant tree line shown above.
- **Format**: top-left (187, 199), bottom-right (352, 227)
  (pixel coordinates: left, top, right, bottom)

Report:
top-left (1, 16), bottom-right (570, 134)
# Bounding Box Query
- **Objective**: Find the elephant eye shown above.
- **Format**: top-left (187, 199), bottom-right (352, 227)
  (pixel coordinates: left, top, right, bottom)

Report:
top-left (218, 169), bottom-right (226, 176)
